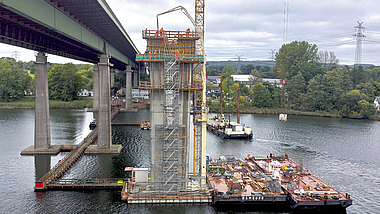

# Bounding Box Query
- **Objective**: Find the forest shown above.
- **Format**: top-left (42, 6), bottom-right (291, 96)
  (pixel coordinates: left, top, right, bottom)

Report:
top-left (206, 41), bottom-right (380, 119)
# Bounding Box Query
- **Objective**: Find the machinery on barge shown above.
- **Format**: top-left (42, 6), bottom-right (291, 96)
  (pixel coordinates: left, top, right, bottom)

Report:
top-left (207, 114), bottom-right (253, 139)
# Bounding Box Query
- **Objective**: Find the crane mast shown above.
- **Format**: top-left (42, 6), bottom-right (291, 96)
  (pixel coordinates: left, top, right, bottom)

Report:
top-left (193, 0), bottom-right (207, 183)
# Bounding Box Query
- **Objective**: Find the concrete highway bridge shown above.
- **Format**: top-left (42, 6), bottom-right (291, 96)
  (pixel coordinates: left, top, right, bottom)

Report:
top-left (0, 0), bottom-right (141, 153)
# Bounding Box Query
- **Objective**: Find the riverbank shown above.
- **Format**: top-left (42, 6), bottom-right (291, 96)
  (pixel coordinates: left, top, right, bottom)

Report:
top-left (0, 97), bottom-right (92, 109)
top-left (209, 105), bottom-right (380, 121)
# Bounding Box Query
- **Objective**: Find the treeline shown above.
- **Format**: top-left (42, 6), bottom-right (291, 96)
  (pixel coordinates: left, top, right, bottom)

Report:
top-left (0, 58), bottom-right (94, 102)
top-left (207, 41), bottom-right (379, 119)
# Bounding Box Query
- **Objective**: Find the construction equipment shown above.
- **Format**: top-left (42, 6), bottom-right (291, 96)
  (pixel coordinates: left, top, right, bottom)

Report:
top-left (156, 1), bottom-right (207, 184)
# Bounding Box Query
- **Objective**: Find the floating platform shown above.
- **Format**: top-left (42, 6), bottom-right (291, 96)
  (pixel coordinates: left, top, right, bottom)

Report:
top-left (253, 154), bottom-right (352, 211)
top-left (207, 116), bottom-right (253, 139)
top-left (208, 156), bottom-right (287, 206)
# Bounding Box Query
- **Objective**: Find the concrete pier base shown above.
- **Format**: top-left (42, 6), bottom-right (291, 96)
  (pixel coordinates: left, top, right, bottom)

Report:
top-left (20, 145), bottom-right (61, 155)
top-left (84, 144), bottom-right (122, 154)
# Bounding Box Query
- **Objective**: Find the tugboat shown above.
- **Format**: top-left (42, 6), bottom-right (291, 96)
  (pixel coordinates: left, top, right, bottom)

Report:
top-left (207, 114), bottom-right (253, 139)
top-left (89, 119), bottom-right (97, 129)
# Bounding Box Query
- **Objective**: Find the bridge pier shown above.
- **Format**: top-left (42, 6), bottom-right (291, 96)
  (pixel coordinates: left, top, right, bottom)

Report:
top-left (85, 54), bottom-right (121, 154)
top-left (125, 66), bottom-right (132, 110)
top-left (133, 71), bottom-right (138, 88)
top-left (110, 71), bottom-right (115, 87)
top-left (93, 65), bottom-right (99, 112)
top-left (21, 52), bottom-right (61, 155)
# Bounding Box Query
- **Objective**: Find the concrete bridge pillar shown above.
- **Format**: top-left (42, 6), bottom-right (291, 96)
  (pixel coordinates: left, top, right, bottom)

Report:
top-left (125, 66), bottom-right (132, 109)
top-left (93, 65), bottom-right (99, 111)
top-left (98, 54), bottom-right (111, 148)
top-left (133, 71), bottom-right (138, 88)
top-left (34, 52), bottom-right (51, 149)
top-left (110, 70), bottom-right (115, 87)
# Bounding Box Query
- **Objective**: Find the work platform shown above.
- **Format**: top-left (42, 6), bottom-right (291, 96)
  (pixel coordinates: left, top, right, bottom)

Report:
top-left (37, 178), bottom-right (125, 191)
top-left (121, 190), bottom-right (212, 204)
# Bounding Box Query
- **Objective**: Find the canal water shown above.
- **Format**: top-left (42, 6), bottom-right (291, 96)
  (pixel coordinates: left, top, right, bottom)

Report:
top-left (0, 108), bottom-right (379, 214)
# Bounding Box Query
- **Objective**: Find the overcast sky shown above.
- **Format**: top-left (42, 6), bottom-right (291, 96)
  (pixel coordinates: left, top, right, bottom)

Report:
top-left (1, 0), bottom-right (380, 65)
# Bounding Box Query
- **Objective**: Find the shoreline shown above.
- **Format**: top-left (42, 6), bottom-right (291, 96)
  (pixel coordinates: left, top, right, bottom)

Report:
top-left (1, 100), bottom-right (379, 121)
top-left (208, 106), bottom-right (380, 121)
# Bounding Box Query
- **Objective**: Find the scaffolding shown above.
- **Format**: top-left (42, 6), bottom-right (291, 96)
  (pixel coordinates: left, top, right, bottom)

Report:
top-left (137, 29), bottom-right (202, 192)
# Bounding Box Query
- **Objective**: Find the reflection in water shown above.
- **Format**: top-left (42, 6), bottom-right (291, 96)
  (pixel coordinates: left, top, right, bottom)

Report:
top-left (1, 109), bottom-right (379, 214)
top-left (35, 155), bottom-right (51, 181)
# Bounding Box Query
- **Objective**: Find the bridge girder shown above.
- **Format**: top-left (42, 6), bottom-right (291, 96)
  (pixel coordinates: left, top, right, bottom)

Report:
top-left (0, 0), bottom-right (139, 70)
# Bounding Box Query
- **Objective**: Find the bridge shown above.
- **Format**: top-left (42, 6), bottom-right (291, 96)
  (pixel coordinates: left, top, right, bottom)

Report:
top-left (6, 0), bottom-right (209, 202)
top-left (0, 0), bottom-right (141, 153)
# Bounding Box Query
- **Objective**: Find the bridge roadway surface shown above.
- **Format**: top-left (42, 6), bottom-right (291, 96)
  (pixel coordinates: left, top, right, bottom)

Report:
top-left (35, 107), bottom-right (124, 191)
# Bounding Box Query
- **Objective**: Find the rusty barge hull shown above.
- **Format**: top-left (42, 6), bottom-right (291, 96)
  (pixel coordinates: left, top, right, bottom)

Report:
top-left (253, 154), bottom-right (352, 211)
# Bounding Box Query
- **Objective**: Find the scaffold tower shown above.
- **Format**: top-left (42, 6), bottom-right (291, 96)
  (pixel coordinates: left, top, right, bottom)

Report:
top-left (137, 29), bottom-right (203, 192)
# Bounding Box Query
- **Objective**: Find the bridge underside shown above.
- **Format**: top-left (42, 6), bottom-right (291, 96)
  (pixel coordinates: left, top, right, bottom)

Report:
top-left (0, 6), bottom-right (101, 64)
top-left (0, 0), bottom-right (139, 70)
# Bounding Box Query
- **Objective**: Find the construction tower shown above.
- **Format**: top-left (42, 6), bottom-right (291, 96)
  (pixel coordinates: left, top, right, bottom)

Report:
top-left (137, 29), bottom-right (204, 192)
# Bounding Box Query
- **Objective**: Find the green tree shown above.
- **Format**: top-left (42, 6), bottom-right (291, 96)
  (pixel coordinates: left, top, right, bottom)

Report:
top-left (273, 41), bottom-right (322, 83)
top-left (357, 100), bottom-right (376, 119)
top-left (251, 82), bottom-right (279, 108)
top-left (350, 65), bottom-right (367, 86)
top-left (206, 66), bottom-right (220, 76)
top-left (241, 64), bottom-right (255, 74)
top-left (48, 63), bottom-right (84, 101)
top-left (286, 72), bottom-right (306, 108)
top-left (338, 90), bottom-right (371, 118)
top-left (0, 59), bottom-right (32, 101)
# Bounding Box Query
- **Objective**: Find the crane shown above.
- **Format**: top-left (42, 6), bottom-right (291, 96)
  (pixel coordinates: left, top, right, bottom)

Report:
top-left (156, 1), bottom-right (207, 185)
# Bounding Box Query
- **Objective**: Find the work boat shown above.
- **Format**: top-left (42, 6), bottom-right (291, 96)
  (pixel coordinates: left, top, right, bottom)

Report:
top-left (207, 114), bottom-right (253, 139)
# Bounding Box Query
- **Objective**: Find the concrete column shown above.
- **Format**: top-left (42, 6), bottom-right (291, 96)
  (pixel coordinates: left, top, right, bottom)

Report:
top-left (110, 71), bottom-right (115, 87)
top-left (34, 52), bottom-right (51, 149)
top-left (125, 66), bottom-right (132, 109)
top-left (98, 54), bottom-right (111, 148)
top-left (133, 71), bottom-right (138, 88)
top-left (93, 65), bottom-right (99, 111)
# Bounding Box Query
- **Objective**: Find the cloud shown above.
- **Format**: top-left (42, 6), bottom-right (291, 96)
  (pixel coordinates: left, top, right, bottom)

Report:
top-left (1, 0), bottom-right (380, 65)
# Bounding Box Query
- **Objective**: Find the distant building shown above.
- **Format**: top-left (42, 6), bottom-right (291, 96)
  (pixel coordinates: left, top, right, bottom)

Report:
top-left (230, 75), bottom-right (282, 88)
top-left (77, 86), bottom-right (93, 97)
top-left (374, 97), bottom-right (380, 114)
top-left (262, 78), bottom-right (282, 85)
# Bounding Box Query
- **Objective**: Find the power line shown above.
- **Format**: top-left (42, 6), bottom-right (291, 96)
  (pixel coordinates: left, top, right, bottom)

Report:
top-left (306, 32), bottom-right (353, 42)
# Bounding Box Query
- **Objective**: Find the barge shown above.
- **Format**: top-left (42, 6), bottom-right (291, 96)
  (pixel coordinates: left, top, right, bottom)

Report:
top-left (208, 154), bottom-right (352, 211)
top-left (253, 154), bottom-right (352, 211)
top-left (208, 156), bottom-right (287, 206)
top-left (207, 114), bottom-right (253, 139)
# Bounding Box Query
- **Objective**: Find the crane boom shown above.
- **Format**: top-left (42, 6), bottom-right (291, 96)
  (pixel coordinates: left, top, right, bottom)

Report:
top-left (156, 6), bottom-right (202, 34)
